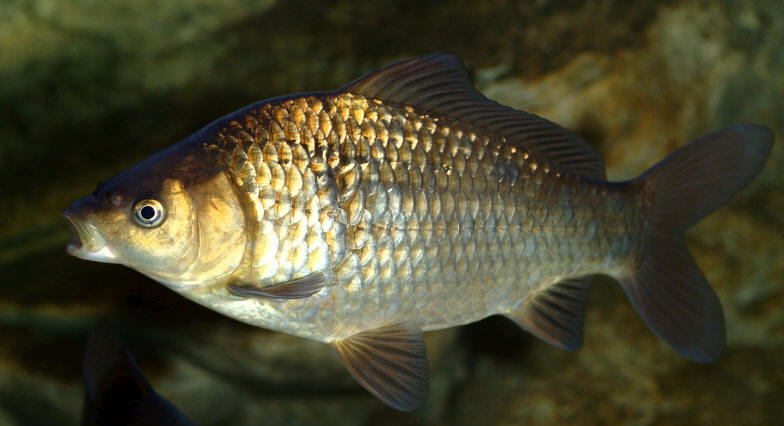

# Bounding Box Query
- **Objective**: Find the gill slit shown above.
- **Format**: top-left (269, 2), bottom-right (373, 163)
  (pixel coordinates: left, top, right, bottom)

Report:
top-left (196, 168), bottom-right (260, 295)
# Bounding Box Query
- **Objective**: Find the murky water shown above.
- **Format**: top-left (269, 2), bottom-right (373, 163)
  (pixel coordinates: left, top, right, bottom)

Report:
top-left (1, 1), bottom-right (781, 424)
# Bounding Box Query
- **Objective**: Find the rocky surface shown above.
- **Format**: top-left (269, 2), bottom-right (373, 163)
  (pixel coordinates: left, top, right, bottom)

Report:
top-left (0, 0), bottom-right (781, 425)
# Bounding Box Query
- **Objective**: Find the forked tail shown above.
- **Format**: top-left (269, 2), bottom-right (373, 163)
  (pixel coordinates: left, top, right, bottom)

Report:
top-left (622, 124), bottom-right (773, 362)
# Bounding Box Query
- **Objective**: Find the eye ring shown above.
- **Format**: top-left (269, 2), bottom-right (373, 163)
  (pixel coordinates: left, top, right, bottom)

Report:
top-left (133, 199), bottom-right (166, 228)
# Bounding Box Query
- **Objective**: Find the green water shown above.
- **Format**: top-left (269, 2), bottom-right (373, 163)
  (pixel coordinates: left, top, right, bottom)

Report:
top-left (1, 1), bottom-right (782, 424)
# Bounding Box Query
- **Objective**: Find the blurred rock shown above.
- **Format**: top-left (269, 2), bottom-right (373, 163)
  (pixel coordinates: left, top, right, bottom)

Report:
top-left (0, 0), bottom-right (781, 425)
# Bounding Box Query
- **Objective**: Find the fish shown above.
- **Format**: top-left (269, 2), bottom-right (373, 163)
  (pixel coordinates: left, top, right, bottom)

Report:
top-left (63, 54), bottom-right (774, 411)
top-left (82, 326), bottom-right (193, 425)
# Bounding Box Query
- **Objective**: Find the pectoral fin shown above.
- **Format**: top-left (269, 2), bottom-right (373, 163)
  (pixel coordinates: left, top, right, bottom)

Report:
top-left (228, 272), bottom-right (327, 299)
top-left (505, 276), bottom-right (593, 352)
top-left (332, 323), bottom-right (428, 411)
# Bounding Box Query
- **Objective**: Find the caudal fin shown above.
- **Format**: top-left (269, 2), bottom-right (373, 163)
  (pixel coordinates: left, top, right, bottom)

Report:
top-left (621, 124), bottom-right (773, 362)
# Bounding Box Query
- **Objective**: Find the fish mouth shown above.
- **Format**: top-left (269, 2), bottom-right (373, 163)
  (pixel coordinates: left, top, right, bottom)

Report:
top-left (62, 211), bottom-right (117, 263)
top-left (64, 214), bottom-right (84, 251)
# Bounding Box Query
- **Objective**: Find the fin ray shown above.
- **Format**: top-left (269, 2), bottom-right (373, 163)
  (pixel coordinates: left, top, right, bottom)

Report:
top-left (505, 276), bottom-right (593, 352)
top-left (228, 272), bottom-right (326, 299)
top-left (621, 124), bottom-right (773, 362)
top-left (339, 54), bottom-right (606, 179)
top-left (332, 323), bottom-right (428, 411)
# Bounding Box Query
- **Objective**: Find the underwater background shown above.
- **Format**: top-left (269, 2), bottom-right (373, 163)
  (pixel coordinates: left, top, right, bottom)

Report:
top-left (1, 0), bottom-right (782, 424)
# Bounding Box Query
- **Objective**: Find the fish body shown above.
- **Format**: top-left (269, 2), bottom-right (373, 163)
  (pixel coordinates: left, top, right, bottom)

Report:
top-left (64, 55), bottom-right (773, 410)
top-left (188, 92), bottom-right (646, 341)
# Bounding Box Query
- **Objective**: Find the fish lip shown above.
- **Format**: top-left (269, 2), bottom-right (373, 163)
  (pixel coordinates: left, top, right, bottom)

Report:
top-left (62, 210), bottom-right (117, 263)
top-left (63, 212), bottom-right (84, 252)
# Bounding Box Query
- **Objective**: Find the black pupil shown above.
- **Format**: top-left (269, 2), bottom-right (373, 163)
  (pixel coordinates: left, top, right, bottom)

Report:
top-left (140, 205), bottom-right (156, 220)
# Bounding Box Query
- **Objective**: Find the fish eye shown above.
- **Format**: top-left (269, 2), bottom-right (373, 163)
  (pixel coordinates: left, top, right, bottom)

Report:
top-left (132, 199), bottom-right (166, 228)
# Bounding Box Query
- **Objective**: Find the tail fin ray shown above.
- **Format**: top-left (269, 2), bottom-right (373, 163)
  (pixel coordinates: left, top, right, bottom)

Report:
top-left (620, 124), bottom-right (773, 362)
top-left (640, 125), bottom-right (773, 234)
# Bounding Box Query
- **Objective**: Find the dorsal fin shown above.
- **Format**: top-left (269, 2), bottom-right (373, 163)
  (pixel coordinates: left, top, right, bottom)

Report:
top-left (339, 54), bottom-right (606, 180)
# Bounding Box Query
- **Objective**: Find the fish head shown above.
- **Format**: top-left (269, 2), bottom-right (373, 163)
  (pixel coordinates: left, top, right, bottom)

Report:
top-left (63, 138), bottom-right (246, 289)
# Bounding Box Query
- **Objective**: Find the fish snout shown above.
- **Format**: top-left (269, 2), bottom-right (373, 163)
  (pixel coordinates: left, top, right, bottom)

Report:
top-left (62, 196), bottom-right (116, 263)
top-left (63, 209), bottom-right (84, 252)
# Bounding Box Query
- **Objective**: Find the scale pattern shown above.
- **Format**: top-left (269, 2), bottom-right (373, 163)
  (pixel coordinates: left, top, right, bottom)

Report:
top-left (206, 93), bottom-right (650, 339)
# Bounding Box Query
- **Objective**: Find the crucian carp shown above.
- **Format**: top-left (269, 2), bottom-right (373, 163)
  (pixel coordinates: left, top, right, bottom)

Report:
top-left (64, 54), bottom-right (773, 410)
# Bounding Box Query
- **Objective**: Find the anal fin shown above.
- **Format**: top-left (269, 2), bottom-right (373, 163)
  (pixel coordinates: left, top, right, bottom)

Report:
top-left (505, 276), bottom-right (593, 352)
top-left (332, 323), bottom-right (428, 411)
top-left (228, 272), bottom-right (326, 299)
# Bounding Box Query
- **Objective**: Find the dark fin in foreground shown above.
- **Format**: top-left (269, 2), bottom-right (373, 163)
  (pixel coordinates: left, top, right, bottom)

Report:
top-left (504, 276), bottom-right (592, 352)
top-left (621, 125), bottom-right (773, 362)
top-left (332, 323), bottom-right (428, 411)
top-left (339, 54), bottom-right (606, 180)
top-left (83, 326), bottom-right (193, 425)
top-left (228, 272), bottom-right (327, 299)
